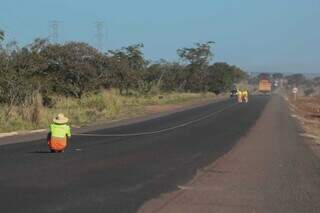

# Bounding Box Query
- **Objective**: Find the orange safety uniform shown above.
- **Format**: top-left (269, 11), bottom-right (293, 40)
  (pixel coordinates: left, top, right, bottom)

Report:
top-left (48, 123), bottom-right (71, 152)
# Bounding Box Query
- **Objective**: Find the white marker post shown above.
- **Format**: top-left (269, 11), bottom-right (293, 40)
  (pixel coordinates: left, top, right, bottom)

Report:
top-left (292, 87), bottom-right (298, 101)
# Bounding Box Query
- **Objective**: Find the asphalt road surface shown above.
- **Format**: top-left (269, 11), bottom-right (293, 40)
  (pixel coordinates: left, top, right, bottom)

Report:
top-left (0, 95), bottom-right (319, 213)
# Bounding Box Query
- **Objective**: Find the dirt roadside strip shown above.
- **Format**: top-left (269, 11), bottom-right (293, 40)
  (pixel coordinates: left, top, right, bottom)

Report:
top-left (0, 96), bottom-right (228, 145)
top-left (283, 93), bottom-right (320, 160)
top-left (138, 95), bottom-right (320, 213)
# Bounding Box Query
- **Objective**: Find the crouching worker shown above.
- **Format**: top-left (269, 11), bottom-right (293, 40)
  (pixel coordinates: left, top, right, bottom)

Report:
top-left (48, 113), bottom-right (71, 153)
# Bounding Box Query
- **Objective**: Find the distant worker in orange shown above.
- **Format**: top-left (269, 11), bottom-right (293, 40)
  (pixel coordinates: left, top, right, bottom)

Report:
top-left (237, 89), bottom-right (243, 103)
top-left (48, 113), bottom-right (71, 153)
top-left (242, 90), bottom-right (249, 103)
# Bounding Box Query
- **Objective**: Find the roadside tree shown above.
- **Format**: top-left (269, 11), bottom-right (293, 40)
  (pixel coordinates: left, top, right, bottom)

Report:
top-left (177, 41), bottom-right (215, 91)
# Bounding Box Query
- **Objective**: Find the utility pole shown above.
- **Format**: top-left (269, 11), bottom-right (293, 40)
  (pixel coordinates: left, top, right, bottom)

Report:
top-left (50, 20), bottom-right (60, 44)
top-left (94, 21), bottom-right (105, 52)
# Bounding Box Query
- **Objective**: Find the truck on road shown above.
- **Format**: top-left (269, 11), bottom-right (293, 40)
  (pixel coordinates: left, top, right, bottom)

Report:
top-left (258, 79), bottom-right (272, 93)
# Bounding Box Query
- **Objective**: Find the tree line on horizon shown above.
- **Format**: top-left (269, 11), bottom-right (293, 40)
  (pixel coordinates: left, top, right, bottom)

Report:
top-left (0, 31), bottom-right (247, 108)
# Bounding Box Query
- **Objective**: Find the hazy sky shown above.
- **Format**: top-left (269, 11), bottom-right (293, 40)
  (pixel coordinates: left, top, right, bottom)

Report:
top-left (1, 0), bottom-right (320, 73)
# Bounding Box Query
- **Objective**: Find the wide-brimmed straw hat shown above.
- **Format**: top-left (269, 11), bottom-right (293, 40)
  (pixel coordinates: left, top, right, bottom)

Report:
top-left (53, 113), bottom-right (69, 124)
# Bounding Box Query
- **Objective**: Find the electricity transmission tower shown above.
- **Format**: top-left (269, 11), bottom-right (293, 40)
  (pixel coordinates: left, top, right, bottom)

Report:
top-left (50, 20), bottom-right (60, 43)
top-left (94, 21), bottom-right (105, 52)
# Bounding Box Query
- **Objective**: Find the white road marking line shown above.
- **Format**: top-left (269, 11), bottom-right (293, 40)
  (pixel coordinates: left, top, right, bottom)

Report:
top-left (74, 103), bottom-right (239, 138)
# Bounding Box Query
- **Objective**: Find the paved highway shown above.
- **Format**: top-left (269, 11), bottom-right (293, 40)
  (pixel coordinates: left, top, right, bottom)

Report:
top-left (0, 95), bottom-right (319, 213)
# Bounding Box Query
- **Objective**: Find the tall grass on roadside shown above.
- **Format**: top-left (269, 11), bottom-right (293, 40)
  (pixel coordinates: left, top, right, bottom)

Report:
top-left (0, 92), bottom-right (46, 132)
top-left (0, 90), bottom-right (216, 133)
top-left (20, 93), bottom-right (44, 125)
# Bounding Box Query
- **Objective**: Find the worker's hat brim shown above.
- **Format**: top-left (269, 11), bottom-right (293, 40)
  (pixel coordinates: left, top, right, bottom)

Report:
top-left (53, 116), bottom-right (69, 124)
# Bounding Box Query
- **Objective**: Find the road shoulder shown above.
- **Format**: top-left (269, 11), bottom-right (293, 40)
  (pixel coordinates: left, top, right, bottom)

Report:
top-left (284, 93), bottom-right (320, 159)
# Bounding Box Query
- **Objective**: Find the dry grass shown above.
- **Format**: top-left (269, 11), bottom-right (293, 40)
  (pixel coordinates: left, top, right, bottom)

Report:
top-left (0, 90), bottom-right (217, 133)
top-left (287, 93), bottom-right (320, 145)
